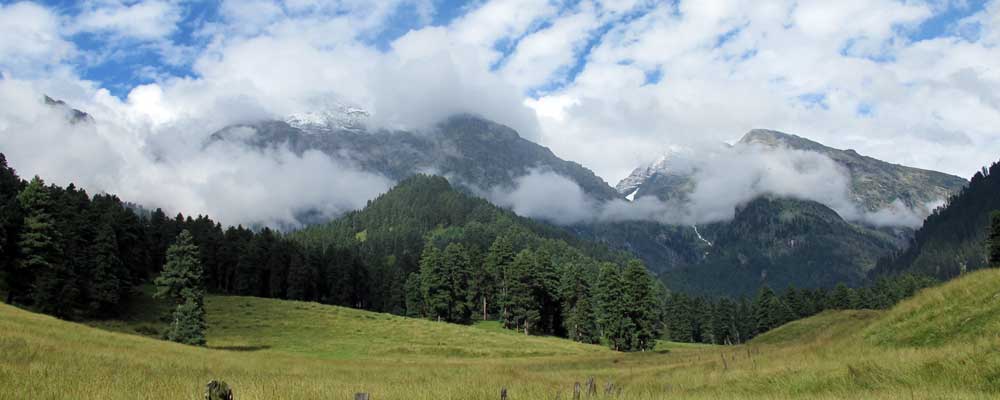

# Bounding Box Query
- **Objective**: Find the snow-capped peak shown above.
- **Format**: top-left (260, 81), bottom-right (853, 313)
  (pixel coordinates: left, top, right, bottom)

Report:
top-left (285, 103), bottom-right (370, 132)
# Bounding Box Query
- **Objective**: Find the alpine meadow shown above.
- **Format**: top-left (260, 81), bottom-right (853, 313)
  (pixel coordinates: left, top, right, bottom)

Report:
top-left (3, 1), bottom-right (1000, 399)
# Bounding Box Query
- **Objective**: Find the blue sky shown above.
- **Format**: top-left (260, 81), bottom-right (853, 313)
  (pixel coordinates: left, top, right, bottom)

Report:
top-left (14, 0), bottom-right (987, 99)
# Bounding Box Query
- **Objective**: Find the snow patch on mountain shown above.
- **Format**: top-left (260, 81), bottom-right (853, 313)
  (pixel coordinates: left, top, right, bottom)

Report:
top-left (285, 103), bottom-right (370, 132)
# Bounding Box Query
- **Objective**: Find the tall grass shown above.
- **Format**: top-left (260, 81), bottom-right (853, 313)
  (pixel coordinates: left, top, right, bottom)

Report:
top-left (3, 270), bottom-right (1000, 399)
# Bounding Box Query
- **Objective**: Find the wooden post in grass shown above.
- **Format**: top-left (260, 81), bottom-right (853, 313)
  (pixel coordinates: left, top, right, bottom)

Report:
top-left (500, 387), bottom-right (508, 400)
top-left (354, 393), bottom-right (370, 400)
top-left (585, 377), bottom-right (596, 396)
top-left (204, 380), bottom-right (233, 400)
top-left (573, 382), bottom-right (581, 400)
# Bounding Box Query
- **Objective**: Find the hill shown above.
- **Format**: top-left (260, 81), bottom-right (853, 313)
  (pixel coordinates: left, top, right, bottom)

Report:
top-left (873, 160), bottom-right (1000, 279)
top-left (6, 269), bottom-right (1000, 398)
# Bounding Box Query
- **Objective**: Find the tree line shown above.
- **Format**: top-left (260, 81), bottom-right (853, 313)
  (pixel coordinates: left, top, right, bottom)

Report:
top-left (663, 274), bottom-right (938, 344)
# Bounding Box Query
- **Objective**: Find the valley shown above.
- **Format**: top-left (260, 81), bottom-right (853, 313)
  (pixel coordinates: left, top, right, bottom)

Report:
top-left (4, 268), bottom-right (1000, 399)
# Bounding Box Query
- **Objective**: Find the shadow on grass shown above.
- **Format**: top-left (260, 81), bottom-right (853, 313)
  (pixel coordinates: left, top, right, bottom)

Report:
top-left (210, 345), bottom-right (271, 352)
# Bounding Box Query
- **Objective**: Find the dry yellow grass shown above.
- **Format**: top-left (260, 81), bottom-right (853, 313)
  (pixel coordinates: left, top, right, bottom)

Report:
top-left (3, 270), bottom-right (1000, 399)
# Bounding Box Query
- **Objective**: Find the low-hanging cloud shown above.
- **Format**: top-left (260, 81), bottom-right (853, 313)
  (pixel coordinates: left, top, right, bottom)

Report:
top-left (0, 79), bottom-right (392, 229)
top-left (489, 143), bottom-right (942, 228)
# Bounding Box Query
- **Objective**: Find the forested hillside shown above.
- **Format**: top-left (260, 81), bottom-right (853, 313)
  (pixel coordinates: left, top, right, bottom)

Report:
top-left (873, 159), bottom-right (1000, 278)
top-left (0, 155), bottom-right (661, 351)
top-left (291, 175), bottom-right (662, 349)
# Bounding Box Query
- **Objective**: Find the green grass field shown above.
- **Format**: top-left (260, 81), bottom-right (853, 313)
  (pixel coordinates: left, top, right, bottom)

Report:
top-left (3, 270), bottom-right (1000, 399)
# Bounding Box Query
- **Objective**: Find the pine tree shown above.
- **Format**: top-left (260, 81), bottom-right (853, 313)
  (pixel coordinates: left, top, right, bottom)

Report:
top-left (506, 249), bottom-right (542, 334)
top-left (596, 262), bottom-right (632, 350)
top-left (0, 154), bottom-right (24, 304)
top-left (753, 286), bottom-right (791, 335)
top-left (484, 235), bottom-right (515, 321)
top-left (286, 247), bottom-right (317, 301)
top-left (622, 260), bottom-right (660, 351)
top-left (559, 262), bottom-right (599, 344)
top-left (154, 230), bottom-right (206, 346)
top-left (831, 283), bottom-right (854, 310)
top-left (419, 244), bottom-right (450, 321)
top-left (17, 177), bottom-right (68, 315)
top-left (989, 211), bottom-right (1000, 267)
top-left (87, 221), bottom-right (125, 317)
top-left (404, 272), bottom-right (424, 317)
top-left (442, 242), bottom-right (473, 323)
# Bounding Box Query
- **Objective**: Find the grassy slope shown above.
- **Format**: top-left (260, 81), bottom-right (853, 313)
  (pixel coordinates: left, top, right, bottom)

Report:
top-left (4, 270), bottom-right (1000, 399)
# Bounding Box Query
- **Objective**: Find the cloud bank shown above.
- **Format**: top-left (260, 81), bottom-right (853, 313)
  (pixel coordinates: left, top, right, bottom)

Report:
top-left (492, 143), bottom-right (941, 228)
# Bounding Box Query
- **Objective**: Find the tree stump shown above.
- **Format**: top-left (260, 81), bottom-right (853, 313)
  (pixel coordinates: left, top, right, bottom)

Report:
top-left (205, 380), bottom-right (233, 400)
top-left (354, 393), bottom-right (370, 400)
top-left (500, 387), bottom-right (508, 400)
top-left (573, 382), bottom-right (581, 400)
top-left (585, 377), bottom-right (596, 396)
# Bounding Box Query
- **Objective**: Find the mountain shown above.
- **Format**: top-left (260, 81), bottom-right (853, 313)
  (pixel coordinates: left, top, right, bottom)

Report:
top-left (44, 95), bottom-right (93, 124)
top-left (210, 113), bottom-right (622, 202)
top-left (664, 197), bottom-right (903, 296)
top-left (618, 129), bottom-right (967, 214)
top-left (872, 160), bottom-right (1000, 279)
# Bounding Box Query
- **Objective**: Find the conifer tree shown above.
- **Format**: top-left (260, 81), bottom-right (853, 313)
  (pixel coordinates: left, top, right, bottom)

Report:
top-left (506, 249), bottom-right (541, 334)
top-left (989, 211), bottom-right (1000, 267)
top-left (830, 283), bottom-right (854, 309)
top-left (87, 221), bottom-right (125, 316)
top-left (154, 230), bottom-right (206, 346)
top-left (596, 262), bottom-right (632, 350)
top-left (753, 286), bottom-right (791, 335)
top-left (404, 272), bottom-right (424, 317)
top-left (558, 262), bottom-right (599, 344)
top-left (419, 244), bottom-right (450, 321)
top-left (17, 177), bottom-right (68, 315)
top-left (0, 154), bottom-right (24, 304)
top-left (442, 242), bottom-right (473, 323)
top-left (622, 260), bottom-right (660, 351)
top-left (484, 235), bottom-right (515, 321)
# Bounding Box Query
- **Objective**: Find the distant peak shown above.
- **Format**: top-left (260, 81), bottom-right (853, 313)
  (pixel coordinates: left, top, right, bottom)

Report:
top-left (738, 129), bottom-right (826, 151)
top-left (284, 103), bottom-right (369, 132)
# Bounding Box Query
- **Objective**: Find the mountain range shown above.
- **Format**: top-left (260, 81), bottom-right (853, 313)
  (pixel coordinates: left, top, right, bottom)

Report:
top-left (43, 97), bottom-right (981, 296)
top-left (205, 108), bottom-right (973, 296)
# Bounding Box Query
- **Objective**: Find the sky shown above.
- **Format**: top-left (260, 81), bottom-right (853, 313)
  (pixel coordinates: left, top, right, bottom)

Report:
top-left (1, 0), bottom-right (999, 227)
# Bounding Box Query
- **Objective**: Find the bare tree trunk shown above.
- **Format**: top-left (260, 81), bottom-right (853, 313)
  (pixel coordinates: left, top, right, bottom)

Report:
top-left (482, 296), bottom-right (487, 321)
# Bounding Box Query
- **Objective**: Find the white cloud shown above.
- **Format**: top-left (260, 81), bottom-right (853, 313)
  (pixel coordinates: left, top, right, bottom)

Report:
top-left (0, 2), bottom-right (74, 75)
top-left (71, 0), bottom-right (182, 41)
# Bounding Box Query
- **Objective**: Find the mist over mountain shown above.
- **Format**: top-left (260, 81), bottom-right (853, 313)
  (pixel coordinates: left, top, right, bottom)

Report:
top-left (616, 129), bottom-right (967, 228)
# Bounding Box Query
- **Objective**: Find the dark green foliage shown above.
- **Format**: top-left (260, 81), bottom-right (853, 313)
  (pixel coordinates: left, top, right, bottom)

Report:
top-left (596, 263), bottom-right (632, 350)
top-left (403, 272), bottom-right (423, 317)
top-left (154, 230), bottom-right (206, 346)
top-left (558, 262), bottom-right (599, 344)
top-left (664, 273), bottom-right (937, 345)
top-left (875, 160), bottom-right (999, 278)
top-left (989, 211), bottom-right (1000, 267)
top-left (167, 297), bottom-right (206, 346)
top-left (622, 260), bottom-right (661, 351)
top-left (485, 236), bottom-right (515, 321)
top-left (753, 286), bottom-right (792, 335)
top-left (504, 250), bottom-right (542, 334)
top-left (17, 177), bottom-right (71, 316)
top-left (87, 222), bottom-right (125, 317)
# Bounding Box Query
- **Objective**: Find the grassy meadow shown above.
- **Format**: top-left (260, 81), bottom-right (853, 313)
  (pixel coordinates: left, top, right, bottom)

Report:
top-left (3, 270), bottom-right (1000, 399)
